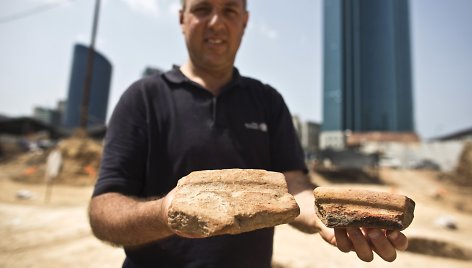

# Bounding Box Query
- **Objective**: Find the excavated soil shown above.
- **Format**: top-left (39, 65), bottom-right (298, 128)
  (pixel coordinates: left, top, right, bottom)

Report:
top-left (0, 150), bottom-right (471, 268)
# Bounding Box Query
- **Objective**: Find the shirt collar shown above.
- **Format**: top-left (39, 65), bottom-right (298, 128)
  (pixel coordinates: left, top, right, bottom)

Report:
top-left (163, 65), bottom-right (242, 93)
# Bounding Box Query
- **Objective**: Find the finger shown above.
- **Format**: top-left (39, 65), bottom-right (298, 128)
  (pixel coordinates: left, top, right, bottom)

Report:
top-left (387, 230), bottom-right (409, 251)
top-left (334, 228), bottom-right (352, 252)
top-left (320, 226), bottom-right (337, 247)
top-left (347, 228), bottom-right (374, 262)
top-left (367, 229), bottom-right (397, 262)
top-left (173, 229), bottom-right (205, 239)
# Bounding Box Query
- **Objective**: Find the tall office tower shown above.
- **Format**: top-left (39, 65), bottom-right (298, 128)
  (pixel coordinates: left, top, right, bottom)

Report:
top-left (323, 0), bottom-right (414, 136)
top-left (63, 44), bottom-right (112, 130)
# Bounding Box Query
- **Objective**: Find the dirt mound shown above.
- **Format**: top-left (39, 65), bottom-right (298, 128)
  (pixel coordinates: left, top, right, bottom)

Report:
top-left (56, 136), bottom-right (103, 185)
top-left (442, 142), bottom-right (472, 187)
top-left (455, 142), bottom-right (472, 184)
top-left (9, 136), bottom-right (103, 186)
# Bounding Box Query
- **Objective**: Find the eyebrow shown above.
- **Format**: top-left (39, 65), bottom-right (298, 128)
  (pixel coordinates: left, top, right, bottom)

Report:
top-left (224, 1), bottom-right (244, 8)
top-left (190, 0), bottom-right (244, 9)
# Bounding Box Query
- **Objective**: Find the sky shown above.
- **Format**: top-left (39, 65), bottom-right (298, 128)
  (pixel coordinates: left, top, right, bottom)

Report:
top-left (0, 0), bottom-right (471, 139)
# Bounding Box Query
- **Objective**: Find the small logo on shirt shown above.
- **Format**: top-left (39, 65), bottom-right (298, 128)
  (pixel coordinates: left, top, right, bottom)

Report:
top-left (244, 122), bottom-right (268, 132)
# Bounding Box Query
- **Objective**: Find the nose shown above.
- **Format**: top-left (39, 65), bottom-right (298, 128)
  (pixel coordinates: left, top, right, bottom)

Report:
top-left (208, 11), bottom-right (224, 29)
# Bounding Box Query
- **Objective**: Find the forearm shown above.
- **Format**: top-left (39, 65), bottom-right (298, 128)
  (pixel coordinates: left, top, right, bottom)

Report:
top-left (88, 192), bottom-right (174, 247)
top-left (283, 171), bottom-right (321, 234)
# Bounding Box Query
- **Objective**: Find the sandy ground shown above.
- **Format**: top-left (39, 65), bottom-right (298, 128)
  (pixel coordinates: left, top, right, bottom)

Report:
top-left (1, 167), bottom-right (471, 268)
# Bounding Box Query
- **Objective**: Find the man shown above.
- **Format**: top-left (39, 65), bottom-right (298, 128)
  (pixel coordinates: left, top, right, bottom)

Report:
top-left (89, 0), bottom-right (408, 267)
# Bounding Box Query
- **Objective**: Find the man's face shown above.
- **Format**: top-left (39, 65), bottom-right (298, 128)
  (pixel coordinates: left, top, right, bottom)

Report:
top-left (180, 0), bottom-right (249, 71)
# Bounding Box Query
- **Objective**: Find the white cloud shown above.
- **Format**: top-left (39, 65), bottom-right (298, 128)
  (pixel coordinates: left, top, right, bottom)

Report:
top-left (33, 0), bottom-right (67, 3)
top-left (167, 2), bottom-right (181, 15)
top-left (74, 33), bottom-right (88, 44)
top-left (258, 22), bottom-right (278, 40)
top-left (248, 20), bottom-right (279, 40)
top-left (117, 0), bottom-right (182, 19)
top-left (121, 0), bottom-right (160, 17)
top-left (32, 0), bottom-right (75, 7)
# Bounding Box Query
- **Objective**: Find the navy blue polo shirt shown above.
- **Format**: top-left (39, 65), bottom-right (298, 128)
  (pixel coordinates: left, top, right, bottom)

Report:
top-left (93, 66), bottom-right (306, 268)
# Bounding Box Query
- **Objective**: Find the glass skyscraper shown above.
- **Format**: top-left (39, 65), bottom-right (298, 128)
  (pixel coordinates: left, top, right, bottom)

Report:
top-left (323, 0), bottom-right (414, 132)
top-left (63, 44), bottom-right (112, 130)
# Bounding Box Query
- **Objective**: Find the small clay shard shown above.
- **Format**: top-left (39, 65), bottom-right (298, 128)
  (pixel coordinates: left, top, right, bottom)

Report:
top-left (314, 187), bottom-right (415, 230)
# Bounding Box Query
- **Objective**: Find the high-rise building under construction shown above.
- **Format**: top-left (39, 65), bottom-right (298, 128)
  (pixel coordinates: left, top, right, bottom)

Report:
top-left (63, 44), bottom-right (112, 130)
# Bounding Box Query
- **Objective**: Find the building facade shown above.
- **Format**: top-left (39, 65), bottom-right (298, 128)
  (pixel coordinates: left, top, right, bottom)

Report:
top-left (33, 100), bottom-right (65, 128)
top-left (300, 121), bottom-right (321, 157)
top-left (322, 0), bottom-right (414, 135)
top-left (63, 44), bottom-right (112, 130)
top-left (292, 115), bottom-right (321, 158)
top-left (33, 107), bottom-right (61, 127)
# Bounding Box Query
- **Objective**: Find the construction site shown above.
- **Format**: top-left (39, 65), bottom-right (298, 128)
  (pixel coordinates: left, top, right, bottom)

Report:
top-left (0, 135), bottom-right (471, 268)
top-left (1, 0), bottom-right (471, 267)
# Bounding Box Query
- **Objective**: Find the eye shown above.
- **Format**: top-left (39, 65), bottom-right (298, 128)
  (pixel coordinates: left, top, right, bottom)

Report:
top-left (223, 7), bottom-right (239, 17)
top-left (191, 5), bottom-right (212, 16)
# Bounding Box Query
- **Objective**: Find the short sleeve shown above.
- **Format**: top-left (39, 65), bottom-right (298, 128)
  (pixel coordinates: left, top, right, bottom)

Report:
top-left (266, 86), bottom-right (308, 173)
top-left (92, 82), bottom-right (148, 197)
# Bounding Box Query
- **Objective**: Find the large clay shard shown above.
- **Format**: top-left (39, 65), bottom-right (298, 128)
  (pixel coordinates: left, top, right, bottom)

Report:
top-left (314, 187), bottom-right (415, 230)
top-left (168, 169), bottom-right (300, 237)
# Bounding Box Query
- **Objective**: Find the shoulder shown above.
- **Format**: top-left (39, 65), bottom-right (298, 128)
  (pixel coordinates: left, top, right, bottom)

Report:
top-left (126, 73), bottom-right (168, 95)
top-left (120, 72), bottom-right (172, 105)
top-left (239, 75), bottom-right (283, 100)
top-left (238, 75), bottom-right (286, 109)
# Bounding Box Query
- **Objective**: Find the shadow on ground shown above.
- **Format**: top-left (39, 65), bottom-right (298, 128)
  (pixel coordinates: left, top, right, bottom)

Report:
top-left (407, 237), bottom-right (472, 261)
top-left (315, 168), bottom-right (384, 185)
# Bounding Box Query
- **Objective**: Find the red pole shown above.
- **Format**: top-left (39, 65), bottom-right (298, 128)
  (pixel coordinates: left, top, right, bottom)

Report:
top-left (79, 0), bottom-right (101, 131)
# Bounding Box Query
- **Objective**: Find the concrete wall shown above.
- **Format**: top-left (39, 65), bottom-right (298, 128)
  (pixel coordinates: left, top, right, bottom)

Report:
top-left (360, 141), bottom-right (465, 171)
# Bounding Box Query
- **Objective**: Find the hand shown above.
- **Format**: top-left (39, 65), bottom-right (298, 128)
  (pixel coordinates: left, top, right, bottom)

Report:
top-left (318, 224), bottom-right (408, 262)
top-left (159, 188), bottom-right (205, 239)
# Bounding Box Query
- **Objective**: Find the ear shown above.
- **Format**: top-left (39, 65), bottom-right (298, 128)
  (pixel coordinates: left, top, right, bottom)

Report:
top-left (179, 9), bottom-right (185, 32)
top-left (243, 11), bottom-right (249, 29)
top-left (179, 9), bottom-right (184, 24)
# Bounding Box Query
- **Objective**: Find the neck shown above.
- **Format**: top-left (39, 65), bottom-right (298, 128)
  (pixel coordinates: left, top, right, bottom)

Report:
top-left (180, 61), bottom-right (233, 96)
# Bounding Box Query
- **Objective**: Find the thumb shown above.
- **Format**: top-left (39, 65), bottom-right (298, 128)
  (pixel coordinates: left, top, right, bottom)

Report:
top-left (160, 188), bottom-right (177, 225)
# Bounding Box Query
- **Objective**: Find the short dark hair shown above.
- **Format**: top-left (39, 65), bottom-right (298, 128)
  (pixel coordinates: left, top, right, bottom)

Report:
top-left (181, 0), bottom-right (247, 10)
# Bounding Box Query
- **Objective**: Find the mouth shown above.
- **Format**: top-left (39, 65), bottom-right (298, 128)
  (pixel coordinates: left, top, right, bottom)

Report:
top-left (207, 38), bottom-right (223, 45)
top-left (205, 37), bottom-right (226, 47)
